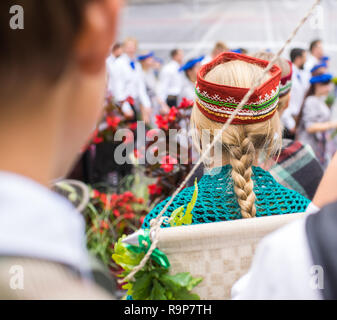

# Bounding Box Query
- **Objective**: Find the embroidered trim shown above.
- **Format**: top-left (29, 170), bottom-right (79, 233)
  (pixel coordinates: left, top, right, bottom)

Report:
top-left (196, 98), bottom-right (278, 121)
top-left (195, 52), bottom-right (282, 124)
top-left (195, 86), bottom-right (279, 110)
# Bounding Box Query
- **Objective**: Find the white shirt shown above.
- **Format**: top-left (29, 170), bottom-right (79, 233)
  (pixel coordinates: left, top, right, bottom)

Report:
top-left (109, 54), bottom-right (151, 110)
top-left (231, 205), bottom-right (322, 300)
top-left (281, 64), bottom-right (310, 130)
top-left (158, 60), bottom-right (184, 101)
top-left (179, 75), bottom-right (196, 103)
top-left (305, 54), bottom-right (320, 74)
top-left (201, 55), bottom-right (212, 65)
top-left (106, 54), bottom-right (117, 93)
top-left (0, 171), bottom-right (91, 276)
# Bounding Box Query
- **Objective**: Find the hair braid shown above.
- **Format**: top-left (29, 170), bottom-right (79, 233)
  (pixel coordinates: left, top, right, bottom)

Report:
top-left (229, 129), bottom-right (256, 218)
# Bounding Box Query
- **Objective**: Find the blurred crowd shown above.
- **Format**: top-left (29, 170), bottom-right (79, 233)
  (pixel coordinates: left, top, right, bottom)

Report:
top-left (106, 38), bottom-right (337, 168)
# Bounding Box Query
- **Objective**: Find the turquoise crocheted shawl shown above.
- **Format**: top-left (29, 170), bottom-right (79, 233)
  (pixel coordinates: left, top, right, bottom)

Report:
top-left (142, 165), bottom-right (310, 229)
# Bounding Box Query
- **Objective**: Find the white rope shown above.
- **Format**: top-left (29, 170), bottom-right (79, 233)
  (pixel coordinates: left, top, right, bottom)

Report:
top-left (120, 0), bottom-right (321, 284)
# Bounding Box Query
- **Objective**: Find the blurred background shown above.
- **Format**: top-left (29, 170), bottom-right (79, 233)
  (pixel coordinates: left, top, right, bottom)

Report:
top-left (119, 0), bottom-right (337, 69)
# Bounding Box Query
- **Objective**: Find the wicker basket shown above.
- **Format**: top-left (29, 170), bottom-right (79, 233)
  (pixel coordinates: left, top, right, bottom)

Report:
top-left (157, 212), bottom-right (305, 300)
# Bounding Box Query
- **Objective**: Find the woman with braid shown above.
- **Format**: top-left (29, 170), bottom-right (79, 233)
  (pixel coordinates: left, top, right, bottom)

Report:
top-left (142, 52), bottom-right (310, 228)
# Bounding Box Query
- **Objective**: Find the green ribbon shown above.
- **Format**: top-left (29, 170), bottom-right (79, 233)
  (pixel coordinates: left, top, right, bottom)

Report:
top-left (126, 229), bottom-right (170, 269)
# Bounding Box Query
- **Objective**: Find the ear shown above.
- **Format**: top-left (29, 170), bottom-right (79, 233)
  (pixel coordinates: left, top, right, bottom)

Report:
top-left (74, 0), bottom-right (122, 74)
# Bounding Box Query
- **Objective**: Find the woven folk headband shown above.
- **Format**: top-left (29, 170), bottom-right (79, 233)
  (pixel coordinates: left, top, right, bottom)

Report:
top-left (279, 60), bottom-right (292, 98)
top-left (195, 52), bottom-right (282, 124)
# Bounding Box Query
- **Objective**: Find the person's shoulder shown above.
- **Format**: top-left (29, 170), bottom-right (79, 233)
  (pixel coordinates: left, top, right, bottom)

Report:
top-left (232, 215), bottom-right (321, 299)
top-left (305, 95), bottom-right (319, 105)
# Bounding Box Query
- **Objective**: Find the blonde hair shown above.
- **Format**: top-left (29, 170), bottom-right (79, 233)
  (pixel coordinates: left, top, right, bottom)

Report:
top-left (123, 37), bottom-right (138, 47)
top-left (252, 51), bottom-right (291, 113)
top-left (212, 41), bottom-right (229, 55)
top-left (190, 60), bottom-right (282, 218)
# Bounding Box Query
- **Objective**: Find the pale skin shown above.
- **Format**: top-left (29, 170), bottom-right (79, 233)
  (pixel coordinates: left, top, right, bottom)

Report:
top-left (0, 0), bottom-right (122, 186)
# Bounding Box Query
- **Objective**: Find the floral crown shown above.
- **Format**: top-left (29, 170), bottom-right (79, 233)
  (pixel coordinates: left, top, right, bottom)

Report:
top-left (195, 52), bottom-right (282, 124)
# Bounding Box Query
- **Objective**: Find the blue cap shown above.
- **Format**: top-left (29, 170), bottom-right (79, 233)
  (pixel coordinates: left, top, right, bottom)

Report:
top-left (137, 51), bottom-right (154, 61)
top-left (179, 56), bottom-right (205, 72)
top-left (154, 56), bottom-right (163, 64)
top-left (321, 56), bottom-right (330, 62)
top-left (310, 73), bottom-right (333, 84)
top-left (231, 49), bottom-right (242, 54)
top-left (310, 62), bottom-right (327, 74)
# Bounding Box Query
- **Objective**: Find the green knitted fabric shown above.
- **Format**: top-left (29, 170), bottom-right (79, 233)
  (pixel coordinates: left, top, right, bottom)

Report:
top-left (142, 165), bottom-right (310, 229)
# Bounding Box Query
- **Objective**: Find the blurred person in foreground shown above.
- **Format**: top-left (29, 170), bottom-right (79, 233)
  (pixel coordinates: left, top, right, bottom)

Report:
top-left (232, 151), bottom-right (337, 300)
top-left (159, 48), bottom-right (184, 108)
top-left (109, 37), bottom-right (152, 124)
top-left (0, 0), bottom-right (122, 299)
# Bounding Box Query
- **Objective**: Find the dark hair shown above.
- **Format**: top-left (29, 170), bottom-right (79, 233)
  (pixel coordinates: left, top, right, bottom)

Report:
top-left (290, 48), bottom-right (305, 63)
top-left (309, 39), bottom-right (321, 53)
top-left (112, 43), bottom-right (122, 51)
top-left (295, 84), bottom-right (316, 131)
top-left (1, 0), bottom-right (90, 98)
top-left (296, 78), bottom-right (330, 130)
top-left (170, 49), bottom-right (180, 58)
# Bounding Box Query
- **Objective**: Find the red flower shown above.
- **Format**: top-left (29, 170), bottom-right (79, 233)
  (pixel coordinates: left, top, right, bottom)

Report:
top-left (100, 221), bottom-right (109, 230)
top-left (148, 184), bottom-right (162, 195)
top-left (93, 136), bottom-right (103, 144)
top-left (155, 115), bottom-right (169, 130)
top-left (137, 198), bottom-right (145, 204)
top-left (110, 194), bottom-right (118, 203)
top-left (129, 122), bottom-right (138, 131)
top-left (124, 204), bottom-right (133, 212)
top-left (106, 115), bottom-right (121, 129)
top-left (123, 191), bottom-right (134, 199)
top-left (160, 155), bottom-right (178, 173)
top-left (168, 107), bottom-right (178, 122)
top-left (134, 149), bottom-right (141, 159)
top-left (100, 193), bottom-right (107, 205)
top-left (92, 189), bottom-right (100, 198)
top-left (113, 209), bottom-right (120, 217)
top-left (178, 97), bottom-right (194, 109)
top-left (92, 129), bottom-right (103, 144)
top-left (124, 212), bottom-right (135, 219)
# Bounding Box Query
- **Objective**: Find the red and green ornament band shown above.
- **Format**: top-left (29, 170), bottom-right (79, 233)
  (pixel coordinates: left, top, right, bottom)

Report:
top-left (195, 52), bottom-right (282, 124)
top-left (279, 60), bottom-right (292, 98)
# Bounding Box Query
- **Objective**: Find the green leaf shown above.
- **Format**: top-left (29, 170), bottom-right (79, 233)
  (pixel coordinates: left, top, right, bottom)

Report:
top-left (149, 279), bottom-right (167, 300)
top-left (161, 272), bottom-right (192, 289)
top-left (169, 179), bottom-right (198, 227)
top-left (184, 179), bottom-right (198, 221)
top-left (111, 236), bottom-right (144, 272)
top-left (160, 272), bottom-right (202, 300)
top-left (172, 288), bottom-right (201, 300)
top-left (169, 206), bottom-right (184, 227)
top-left (132, 270), bottom-right (153, 300)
